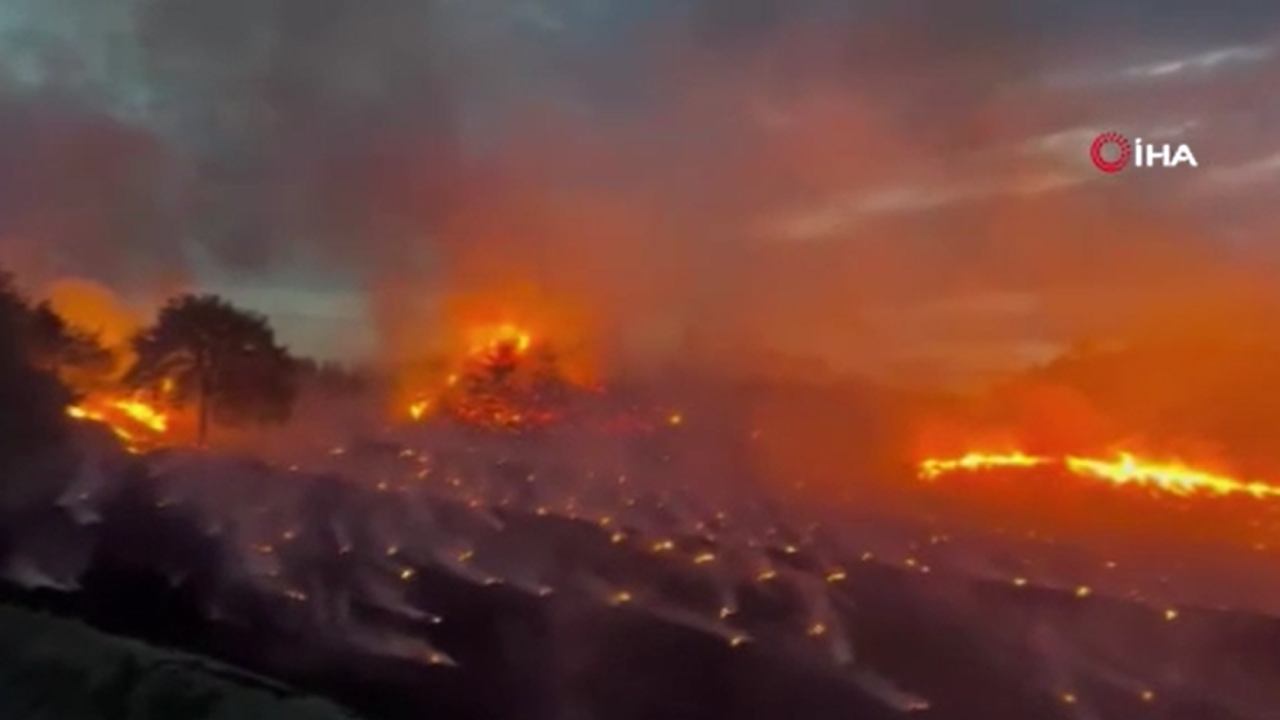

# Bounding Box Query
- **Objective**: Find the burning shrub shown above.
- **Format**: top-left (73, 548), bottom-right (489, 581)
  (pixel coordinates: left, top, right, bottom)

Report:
top-left (435, 325), bottom-right (573, 432)
top-left (403, 322), bottom-right (680, 436)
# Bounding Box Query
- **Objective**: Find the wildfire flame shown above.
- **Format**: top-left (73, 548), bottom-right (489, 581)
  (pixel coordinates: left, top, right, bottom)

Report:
top-left (404, 323), bottom-right (554, 430)
top-left (467, 323), bottom-right (532, 357)
top-left (67, 394), bottom-right (169, 452)
top-left (401, 320), bottom-right (684, 436)
top-left (919, 451), bottom-right (1280, 499)
top-left (919, 452), bottom-right (1046, 478)
top-left (407, 399), bottom-right (432, 420)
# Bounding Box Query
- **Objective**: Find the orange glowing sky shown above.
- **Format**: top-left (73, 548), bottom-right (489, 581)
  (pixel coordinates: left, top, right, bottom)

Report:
top-left (0, 2), bottom-right (1274, 380)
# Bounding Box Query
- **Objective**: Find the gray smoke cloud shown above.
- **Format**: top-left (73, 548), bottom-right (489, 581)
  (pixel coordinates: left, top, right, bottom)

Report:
top-left (0, 0), bottom-right (1276, 367)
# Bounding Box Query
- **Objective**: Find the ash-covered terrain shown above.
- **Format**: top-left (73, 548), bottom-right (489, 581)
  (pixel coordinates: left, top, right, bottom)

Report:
top-left (5, 409), bottom-right (1280, 720)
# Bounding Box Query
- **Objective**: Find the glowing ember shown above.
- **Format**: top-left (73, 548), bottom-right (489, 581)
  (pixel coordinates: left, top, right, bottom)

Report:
top-left (918, 451), bottom-right (1280, 499)
top-left (408, 399), bottom-right (431, 420)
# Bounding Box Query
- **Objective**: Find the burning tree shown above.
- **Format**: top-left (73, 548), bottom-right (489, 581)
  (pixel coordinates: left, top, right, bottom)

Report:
top-left (126, 294), bottom-right (300, 446)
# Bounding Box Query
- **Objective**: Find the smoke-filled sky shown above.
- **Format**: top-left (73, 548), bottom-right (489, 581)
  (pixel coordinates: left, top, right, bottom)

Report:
top-left (0, 0), bottom-right (1277, 379)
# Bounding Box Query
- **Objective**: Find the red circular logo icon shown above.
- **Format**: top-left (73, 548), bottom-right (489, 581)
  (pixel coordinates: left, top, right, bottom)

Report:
top-left (1090, 132), bottom-right (1131, 173)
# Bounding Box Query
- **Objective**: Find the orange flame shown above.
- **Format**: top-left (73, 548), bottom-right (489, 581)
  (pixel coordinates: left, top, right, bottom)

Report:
top-left (110, 398), bottom-right (168, 433)
top-left (403, 323), bottom-right (548, 427)
top-left (918, 451), bottom-right (1280, 499)
top-left (1063, 453), bottom-right (1280, 498)
top-left (919, 452), bottom-right (1049, 479)
top-left (467, 323), bottom-right (532, 357)
top-left (408, 399), bottom-right (432, 420)
top-left (67, 394), bottom-right (169, 452)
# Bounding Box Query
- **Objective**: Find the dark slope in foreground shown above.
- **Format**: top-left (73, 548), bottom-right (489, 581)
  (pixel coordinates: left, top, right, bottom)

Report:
top-left (2, 464), bottom-right (1278, 720)
top-left (0, 603), bottom-right (361, 720)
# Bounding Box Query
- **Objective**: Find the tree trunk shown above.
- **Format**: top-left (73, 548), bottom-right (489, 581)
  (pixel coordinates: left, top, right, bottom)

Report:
top-left (196, 355), bottom-right (211, 448)
top-left (197, 375), bottom-right (210, 448)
